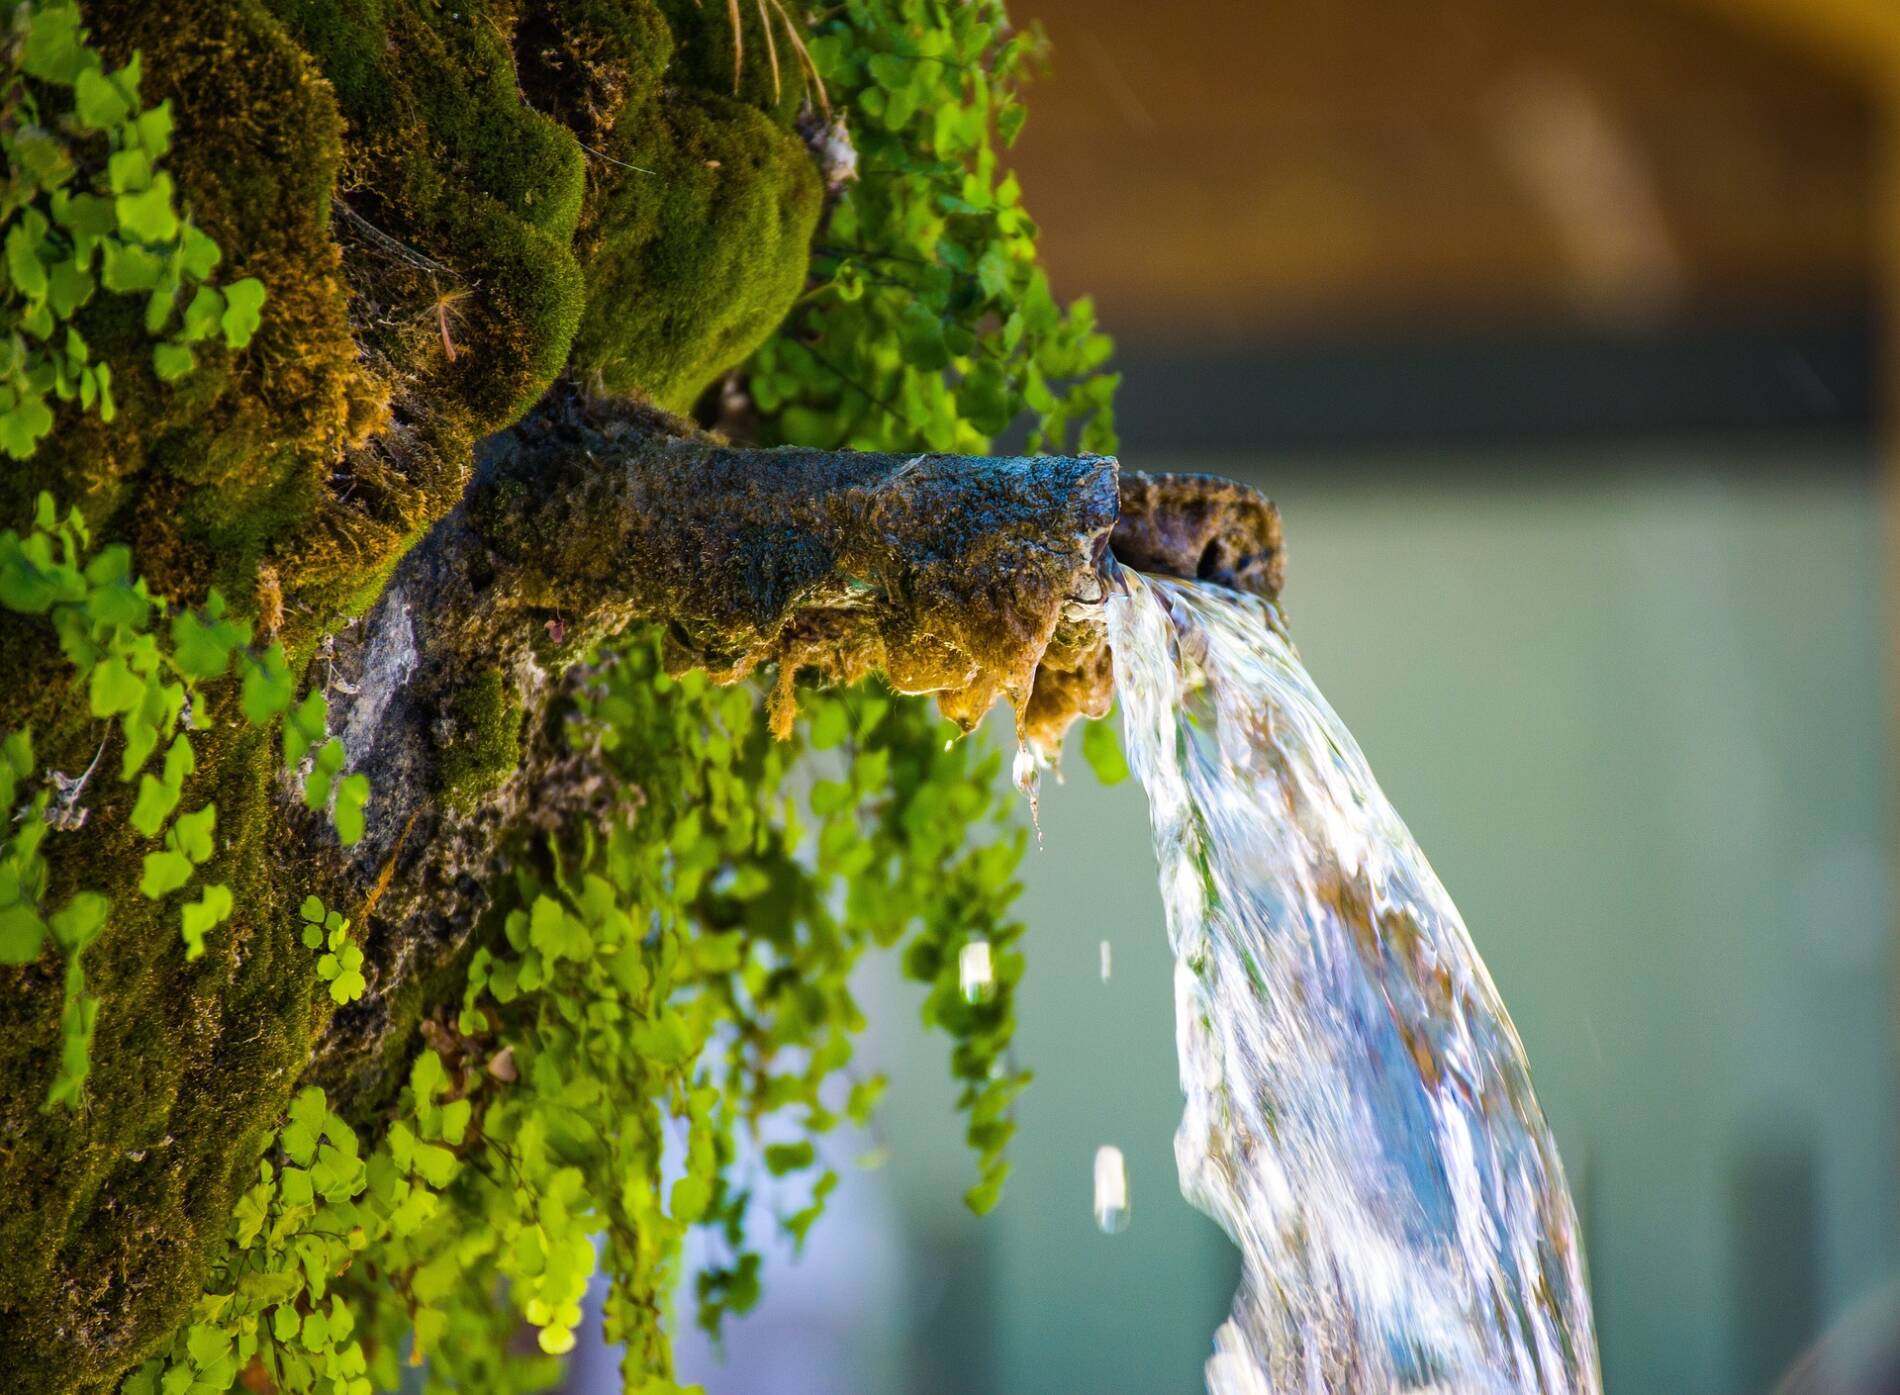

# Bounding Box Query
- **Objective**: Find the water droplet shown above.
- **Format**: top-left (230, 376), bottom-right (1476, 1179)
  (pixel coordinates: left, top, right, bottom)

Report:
top-left (958, 939), bottom-right (994, 1004)
top-left (1012, 742), bottom-right (1042, 844)
top-left (1094, 1144), bottom-right (1130, 1233)
top-left (944, 737), bottom-right (954, 752)
top-left (1099, 940), bottom-right (1113, 982)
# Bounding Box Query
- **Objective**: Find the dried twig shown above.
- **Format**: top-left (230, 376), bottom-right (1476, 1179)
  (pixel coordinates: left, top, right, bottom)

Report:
top-left (333, 199), bottom-right (458, 278)
top-left (772, 0), bottom-right (830, 115)
top-left (756, 0), bottom-right (782, 100)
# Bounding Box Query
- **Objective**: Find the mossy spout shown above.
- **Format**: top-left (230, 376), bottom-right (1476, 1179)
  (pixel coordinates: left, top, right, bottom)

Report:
top-left (307, 394), bottom-right (1284, 1110)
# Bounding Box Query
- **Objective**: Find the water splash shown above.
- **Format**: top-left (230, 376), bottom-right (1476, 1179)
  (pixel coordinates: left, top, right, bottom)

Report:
top-left (1094, 1144), bottom-right (1131, 1234)
top-left (959, 939), bottom-right (996, 1005)
top-left (1106, 569), bottom-right (1599, 1395)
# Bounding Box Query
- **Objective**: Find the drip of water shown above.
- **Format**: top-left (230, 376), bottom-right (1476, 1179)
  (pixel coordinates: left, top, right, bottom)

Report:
top-left (1013, 742), bottom-right (1043, 844)
top-left (959, 939), bottom-right (995, 1004)
top-left (1094, 1144), bottom-right (1131, 1234)
top-left (1105, 569), bottom-right (1600, 1395)
top-left (1100, 939), bottom-right (1113, 982)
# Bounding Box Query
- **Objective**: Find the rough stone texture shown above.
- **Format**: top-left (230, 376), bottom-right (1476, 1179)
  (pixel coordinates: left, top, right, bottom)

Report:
top-left (1112, 470), bottom-right (1286, 599)
top-left (1021, 470), bottom-right (1286, 754)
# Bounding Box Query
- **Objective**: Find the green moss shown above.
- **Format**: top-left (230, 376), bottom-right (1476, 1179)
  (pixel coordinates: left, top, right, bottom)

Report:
top-left (525, 0), bottom-right (823, 414)
top-left (436, 668), bottom-right (524, 809)
top-left (652, 0), bottom-right (820, 128)
top-left (571, 94), bottom-right (822, 414)
top-left (8, 0), bottom-right (821, 635)
top-left (0, 15), bottom-right (358, 1375)
top-left (258, 0), bottom-right (590, 625)
top-left (0, 712), bottom-right (326, 1392)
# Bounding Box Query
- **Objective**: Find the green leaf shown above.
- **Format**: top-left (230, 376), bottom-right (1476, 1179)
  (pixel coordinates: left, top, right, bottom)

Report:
top-left (179, 223), bottom-right (221, 280)
top-left (171, 600), bottom-right (249, 681)
top-left (240, 644), bottom-right (293, 723)
top-left (21, 3), bottom-right (86, 84)
top-left (51, 190), bottom-right (114, 242)
top-left (4, 728), bottom-right (34, 779)
top-left (49, 891), bottom-right (109, 952)
top-left (179, 884), bottom-right (232, 960)
top-left (220, 278), bottom-right (266, 349)
top-left (184, 1323), bottom-right (231, 1371)
top-left (106, 148), bottom-right (152, 197)
top-left (134, 101), bottom-right (174, 157)
top-left (411, 1143), bottom-right (457, 1189)
top-left (98, 240), bottom-right (161, 292)
top-left (304, 735), bottom-right (345, 809)
top-left (116, 173), bottom-right (180, 242)
top-left (179, 285), bottom-right (224, 343)
top-left (170, 803), bottom-right (216, 864)
top-left (88, 655), bottom-right (144, 717)
top-left (284, 690), bottom-right (327, 768)
top-left (436, 1097), bottom-right (471, 1146)
top-left (130, 772), bottom-right (180, 837)
top-left (151, 341), bottom-right (194, 382)
top-left (764, 1141), bottom-right (815, 1176)
top-left (630, 1011), bottom-right (694, 1065)
top-left (1081, 710), bottom-right (1129, 786)
top-left (5, 212), bottom-right (50, 295)
top-left (72, 64), bottom-right (131, 129)
top-left (0, 396), bottom-right (55, 460)
top-left (278, 1164), bottom-right (313, 1209)
top-left (47, 258), bottom-right (94, 318)
top-left (528, 894), bottom-right (588, 963)
top-left (0, 903), bottom-right (48, 965)
top-left (670, 1173), bottom-right (712, 1224)
top-left (138, 849), bottom-right (192, 899)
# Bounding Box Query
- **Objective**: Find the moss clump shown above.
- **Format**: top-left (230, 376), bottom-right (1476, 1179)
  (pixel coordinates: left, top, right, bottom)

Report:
top-left (10, 0), bottom-right (823, 640)
top-left (1, 0), bottom-right (370, 620)
top-left (571, 94), bottom-right (822, 413)
top-left (525, 0), bottom-right (823, 414)
top-left (257, 0), bottom-right (591, 628)
top-left (435, 668), bottom-right (524, 809)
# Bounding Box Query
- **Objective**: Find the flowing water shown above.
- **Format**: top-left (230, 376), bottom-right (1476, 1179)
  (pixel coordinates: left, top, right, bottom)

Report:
top-left (1104, 568), bottom-right (1600, 1395)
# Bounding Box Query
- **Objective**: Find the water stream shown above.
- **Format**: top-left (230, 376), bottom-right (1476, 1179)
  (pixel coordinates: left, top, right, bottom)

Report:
top-left (1104, 568), bottom-right (1600, 1395)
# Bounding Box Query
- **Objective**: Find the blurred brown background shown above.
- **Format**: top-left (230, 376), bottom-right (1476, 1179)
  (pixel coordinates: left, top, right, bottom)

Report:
top-left (1005, 0), bottom-right (1886, 457)
top-left (1016, 0), bottom-right (1879, 341)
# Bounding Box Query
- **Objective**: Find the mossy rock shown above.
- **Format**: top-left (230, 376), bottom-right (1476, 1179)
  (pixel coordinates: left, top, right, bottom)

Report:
top-left (12, 0), bottom-right (820, 656)
top-left (1, 0), bottom-right (368, 616)
top-left (529, 0), bottom-right (824, 414)
top-left (571, 92), bottom-right (822, 413)
top-left (435, 667), bottom-right (524, 808)
top-left (0, 0), bottom-right (826, 1386)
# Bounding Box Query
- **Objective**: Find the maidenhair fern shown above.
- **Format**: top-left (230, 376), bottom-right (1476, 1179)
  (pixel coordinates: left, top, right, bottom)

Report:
top-left (2, 0), bottom-right (265, 457)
